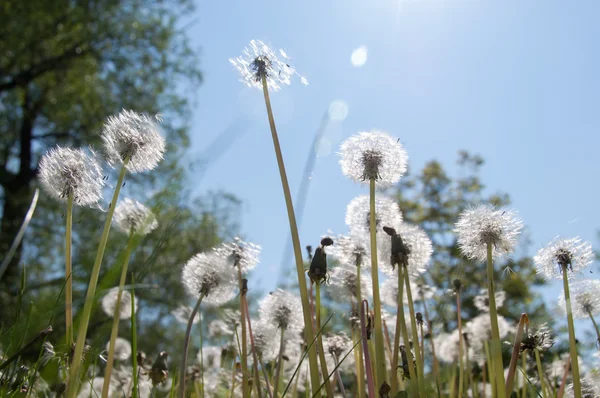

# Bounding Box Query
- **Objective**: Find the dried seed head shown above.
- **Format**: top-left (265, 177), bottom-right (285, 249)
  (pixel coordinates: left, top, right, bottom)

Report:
top-left (329, 263), bottom-right (373, 302)
top-left (473, 289), bottom-right (506, 312)
top-left (181, 252), bottom-right (236, 306)
top-left (106, 337), bottom-right (132, 361)
top-left (171, 305), bottom-right (201, 325)
top-left (454, 205), bottom-right (523, 262)
top-left (213, 237), bottom-right (261, 274)
top-left (102, 110), bottom-right (166, 173)
top-left (339, 131), bottom-right (408, 187)
top-left (328, 234), bottom-right (370, 269)
top-left (252, 319), bottom-right (280, 361)
top-left (382, 223), bottom-right (432, 277)
top-left (38, 146), bottom-right (104, 207)
top-left (558, 280), bottom-right (600, 319)
top-left (453, 279), bottom-right (462, 292)
top-left (259, 289), bottom-right (303, 331)
top-left (534, 237), bottom-right (593, 280)
top-left (113, 197), bottom-right (158, 236)
top-left (101, 288), bottom-right (137, 320)
top-left (229, 40), bottom-right (308, 91)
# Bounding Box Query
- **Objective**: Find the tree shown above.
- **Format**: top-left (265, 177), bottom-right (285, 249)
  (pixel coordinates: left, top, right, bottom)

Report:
top-left (0, 0), bottom-right (201, 318)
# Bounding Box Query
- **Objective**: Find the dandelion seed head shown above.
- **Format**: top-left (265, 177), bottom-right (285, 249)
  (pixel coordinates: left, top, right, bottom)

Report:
top-left (101, 288), bottom-right (137, 319)
top-left (382, 223), bottom-right (432, 277)
top-left (102, 109), bottom-right (166, 173)
top-left (208, 320), bottom-right (233, 338)
top-left (230, 40), bottom-right (307, 91)
top-left (223, 309), bottom-right (241, 329)
top-left (454, 205), bottom-right (523, 262)
top-left (474, 289), bottom-right (506, 312)
top-left (328, 263), bottom-right (373, 302)
top-left (558, 280), bottom-right (600, 319)
top-left (38, 146), bottom-right (104, 206)
top-left (78, 377), bottom-right (116, 398)
top-left (113, 197), bottom-right (158, 236)
top-left (435, 330), bottom-right (463, 363)
top-left (534, 237), bottom-right (593, 280)
top-left (328, 234), bottom-right (371, 269)
top-left (181, 252), bottom-right (236, 306)
top-left (171, 305), bottom-right (201, 325)
top-left (259, 289), bottom-right (303, 331)
top-left (197, 346), bottom-right (223, 370)
top-left (346, 195), bottom-right (402, 239)
top-left (324, 331), bottom-right (351, 358)
top-left (339, 131), bottom-right (408, 187)
top-left (213, 237), bottom-right (261, 274)
top-left (566, 375), bottom-right (600, 398)
top-left (465, 313), bottom-right (513, 355)
top-left (40, 342), bottom-right (55, 366)
top-left (106, 337), bottom-right (132, 361)
top-left (252, 319), bottom-right (280, 362)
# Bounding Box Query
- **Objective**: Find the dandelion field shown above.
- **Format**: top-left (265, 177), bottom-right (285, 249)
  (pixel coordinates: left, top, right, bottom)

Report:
top-left (1, 30), bottom-right (600, 398)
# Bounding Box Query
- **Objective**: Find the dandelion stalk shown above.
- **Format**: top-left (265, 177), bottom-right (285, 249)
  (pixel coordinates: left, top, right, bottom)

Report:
top-left (244, 296), bottom-right (263, 398)
top-left (352, 326), bottom-right (365, 398)
top-left (331, 352), bottom-right (348, 398)
top-left (534, 349), bottom-right (548, 398)
top-left (520, 352), bottom-right (527, 398)
top-left (178, 292), bottom-right (205, 398)
top-left (273, 327), bottom-right (286, 397)
top-left (237, 267), bottom-right (249, 398)
top-left (315, 283), bottom-right (334, 398)
top-left (131, 275), bottom-right (139, 398)
top-left (396, 266), bottom-right (417, 387)
top-left (455, 289), bottom-right (464, 398)
top-left (404, 266), bottom-right (426, 398)
top-left (391, 267), bottom-right (404, 394)
top-left (586, 309), bottom-right (600, 347)
top-left (260, 73), bottom-right (321, 395)
top-left (485, 243), bottom-right (507, 398)
top-left (354, 256), bottom-right (366, 398)
top-left (561, 265), bottom-right (581, 398)
top-left (66, 161), bottom-right (128, 398)
top-left (65, 192), bottom-right (74, 346)
top-left (422, 297), bottom-right (441, 394)
top-left (360, 300), bottom-right (376, 398)
top-left (102, 230), bottom-right (135, 398)
top-left (368, 178), bottom-right (388, 392)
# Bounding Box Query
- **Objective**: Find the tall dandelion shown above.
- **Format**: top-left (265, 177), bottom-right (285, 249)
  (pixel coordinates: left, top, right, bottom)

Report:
top-left (535, 237), bottom-right (593, 398)
top-left (230, 39), bottom-right (321, 393)
top-left (558, 280), bottom-right (600, 344)
top-left (67, 110), bottom-right (166, 398)
top-left (455, 205), bottom-right (523, 397)
top-left (39, 146), bottom-right (104, 346)
top-left (339, 130), bottom-right (408, 394)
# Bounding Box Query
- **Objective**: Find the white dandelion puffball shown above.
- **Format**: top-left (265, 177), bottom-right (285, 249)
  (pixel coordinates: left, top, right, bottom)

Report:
top-left (213, 237), bottom-right (261, 274)
top-left (534, 237), bottom-right (593, 280)
top-left (454, 205), bottom-right (523, 262)
top-left (558, 280), bottom-right (600, 319)
top-left (346, 195), bottom-right (402, 238)
top-left (181, 251), bottom-right (236, 306)
top-left (435, 330), bottom-right (464, 364)
top-left (465, 313), bottom-right (514, 355)
top-left (230, 39), bottom-right (308, 91)
top-left (102, 110), bottom-right (166, 173)
top-left (39, 146), bottom-right (104, 206)
top-left (259, 289), bottom-right (303, 332)
top-left (78, 377), bottom-right (116, 398)
top-left (198, 346), bottom-right (223, 370)
top-left (208, 319), bottom-right (233, 338)
top-left (252, 319), bottom-right (280, 362)
top-left (328, 263), bottom-right (373, 302)
top-left (339, 131), bottom-right (408, 187)
top-left (171, 305), bottom-right (201, 325)
top-left (381, 223), bottom-right (433, 277)
top-left (106, 337), bottom-right (132, 361)
top-left (328, 234), bottom-right (371, 269)
top-left (474, 289), bottom-right (506, 312)
top-left (113, 197), bottom-right (158, 236)
top-left (101, 288), bottom-right (137, 320)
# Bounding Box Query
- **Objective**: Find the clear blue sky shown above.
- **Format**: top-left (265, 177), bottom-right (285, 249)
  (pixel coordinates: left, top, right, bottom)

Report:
top-left (183, 0), bottom-right (600, 322)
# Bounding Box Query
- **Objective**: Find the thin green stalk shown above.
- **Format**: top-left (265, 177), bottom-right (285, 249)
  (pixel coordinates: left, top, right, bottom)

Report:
top-left (352, 326), bottom-right (365, 398)
top-left (368, 178), bottom-right (388, 392)
top-left (485, 243), bottom-right (507, 398)
top-left (561, 265), bottom-right (581, 398)
top-left (354, 256), bottom-right (366, 398)
top-left (456, 290), bottom-right (464, 398)
top-left (244, 296), bottom-right (263, 398)
top-left (466, 344), bottom-right (475, 398)
top-left (199, 313), bottom-right (204, 398)
top-left (422, 298), bottom-right (441, 395)
top-left (404, 266), bottom-right (426, 398)
top-left (66, 162), bottom-right (128, 398)
top-left (131, 274), bottom-right (139, 398)
top-left (360, 300), bottom-right (376, 398)
top-left (273, 327), bottom-right (286, 397)
top-left (396, 266), bottom-right (416, 387)
top-left (449, 366), bottom-right (457, 398)
top-left (520, 352), bottom-right (527, 398)
top-left (260, 74), bottom-right (320, 395)
top-left (178, 292), bottom-right (205, 398)
top-left (331, 353), bottom-right (348, 398)
top-left (534, 349), bottom-right (547, 398)
top-left (391, 270), bottom-right (403, 394)
top-left (315, 283), bottom-right (334, 398)
top-left (587, 310), bottom-right (600, 347)
top-left (102, 231), bottom-right (136, 398)
top-left (237, 267), bottom-right (249, 398)
top-left (65, 192), bottom-right (74, 346)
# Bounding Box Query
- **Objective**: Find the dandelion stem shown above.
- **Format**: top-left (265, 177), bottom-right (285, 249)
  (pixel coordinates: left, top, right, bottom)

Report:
top-left (534, 349), bottom-right (548, 398)
top-left (422, 297), bottom-right (441, 395)
top-left (354, 257), bottom-right (366, 398)
top-left (368, 178), bottom-right (388, 392)
top-left (260, 74), bottom-right (321, 395)
top-left (391, 270), bottom-right (402, 394)
top-left (65, 192), bottom-right (74, 346)
top-left (586, 309), bottom-right (600, 347)
top-left (66, 161), bottom-right (128, 398)
top-left (244, 296), bottom-right (263, 398)
top-left (315, 283), bottom-right (334, 397)
top-left (178, 292), bottom-right (205, 398)
top-left (352, 325), bottom-right (365, 398)
top-left (483, 340), bottom-right (495, 398)
top-left (102, 230), bottom-right (135, 398)
top-left (273, 327), bottom-right (286, 397)
top-left (485, 243), bottom-right (507, 398)
top-left (396, 266), bottom-right (416, 388)
top-left (237, 267), bottom-right (249, 398)
top-left (404, 265), bottom-right (426, 398)
top-left (561, 264), bottom-right (581, 398)
top-left (520, 351), bottom-right (527, 398)
top-left (131, 274), bottom-right (139, 398)
top-left (360, 300), bottom-right (376, 398)
top-left (332, 353), bottom-right (348, 398)
top-left (456, 290), bottom-right (464, 398)
top-left (199, 312), bottom-right (205, 398)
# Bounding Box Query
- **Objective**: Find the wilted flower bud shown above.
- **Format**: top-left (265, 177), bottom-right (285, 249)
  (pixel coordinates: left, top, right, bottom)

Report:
top-left (149, 351), bottom-right (169, 386)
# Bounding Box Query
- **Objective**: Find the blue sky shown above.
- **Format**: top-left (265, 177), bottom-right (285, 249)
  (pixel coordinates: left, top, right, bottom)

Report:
top-left (183, 0), bottom-right (600, 326)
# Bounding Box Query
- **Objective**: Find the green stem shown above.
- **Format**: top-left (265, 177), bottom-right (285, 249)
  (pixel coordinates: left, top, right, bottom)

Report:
top-left (260, 74), bottom-right (321, 395)
top-left (587, 310), bottom-right (600, 347)
top-left (368, 178), bottom-right (388, 392)
top-left (65, 193), bottom-right (74, 346)
top-left (355, 257), bottom-right (366, 398)
top-left (483, 340), bottom-right (495, 398)
top-left (520, 352), bottom-right (527, 398)
top-left (422, 298), bottom-right (441, 395)
top-left (561, 264), bottom-right (581, 398)
top-left (273, 327), bottom-right (286, 397)
top-left (391, 273), bottom-right (402, 394)
top-left (396, 266), bottom-right (416, 388)
top-left (102, 231), bottom-right (136, 398)
top-left (66, 161), bottom-right (128, 398)
top-left (244, 296), bottom-right (263, 398)
top-left (456, 291), bottom-right (464, 398)
top-left (178, 292), bottom-right (205, 398)
top-left (404, 266), bottom-right (426, 398)
top-left (315, 283), bottom-right (334, 397)
top-left (131, 274), bottom-right (139, 398)
top-left (352, 325), bottom-right (365, 398)
top-left (534, 349), bottom-right (548, 398)
top-left (199, 311), bottom-right (204, 398)
top-left (485, 243), bottom-right (507, 398)
top-left (237, 267), bottom-right (249, 398)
